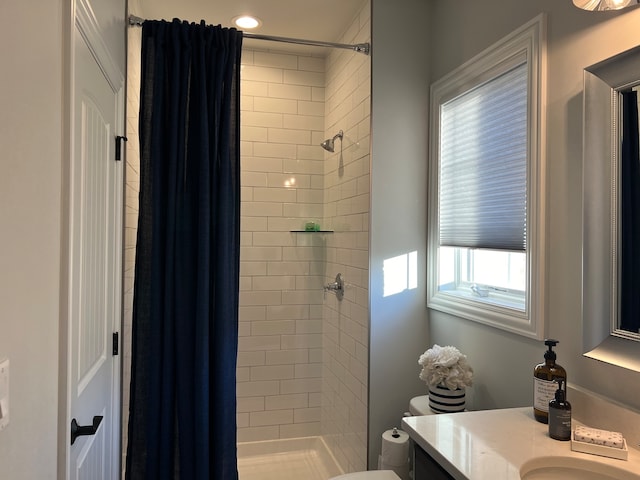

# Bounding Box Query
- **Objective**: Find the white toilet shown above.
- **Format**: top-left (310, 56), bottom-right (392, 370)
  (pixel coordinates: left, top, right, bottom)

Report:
top-left (408, 395), bottom-right (431, 416)
top-left (329, 472), bottom-right (401, 480)
top-left (329, 396), bottom-right (434, 480)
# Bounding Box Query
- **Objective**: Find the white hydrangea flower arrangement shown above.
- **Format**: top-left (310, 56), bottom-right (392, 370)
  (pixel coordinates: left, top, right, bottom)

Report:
top-left (418, 344), bottom-right (474, 391)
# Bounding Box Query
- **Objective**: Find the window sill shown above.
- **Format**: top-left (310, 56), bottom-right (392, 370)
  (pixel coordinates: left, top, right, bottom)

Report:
top-left (428, 290), bottom-right (542, 339)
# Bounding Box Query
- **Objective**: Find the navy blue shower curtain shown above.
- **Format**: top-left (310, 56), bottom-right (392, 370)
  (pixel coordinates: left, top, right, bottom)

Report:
top-left (126, 19), bottom-right (242, 480)
top-left (620, 90), bottom-right (640, 334)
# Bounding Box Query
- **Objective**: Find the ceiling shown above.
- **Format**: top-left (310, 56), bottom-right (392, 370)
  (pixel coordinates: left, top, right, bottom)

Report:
top-left (129, 0), bottom-right (367, 55)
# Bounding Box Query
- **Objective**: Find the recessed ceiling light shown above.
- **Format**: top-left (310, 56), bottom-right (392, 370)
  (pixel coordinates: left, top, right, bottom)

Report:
top-left (232, 15), bottom-right (261, 29)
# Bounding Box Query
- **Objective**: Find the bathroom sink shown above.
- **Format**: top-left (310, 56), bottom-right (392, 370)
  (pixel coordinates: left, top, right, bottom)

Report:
top-left (520, 456), bottom-right (640, 480)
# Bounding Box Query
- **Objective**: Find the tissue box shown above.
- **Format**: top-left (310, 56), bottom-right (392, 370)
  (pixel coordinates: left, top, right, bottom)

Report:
top-left (571, 426), bottom-right (628, 460)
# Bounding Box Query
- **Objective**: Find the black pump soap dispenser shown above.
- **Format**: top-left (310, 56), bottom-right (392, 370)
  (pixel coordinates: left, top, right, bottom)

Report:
top-left (533, 339), bottom-right (567, 424)
top-left (548, 379), bottom-right (571, 441)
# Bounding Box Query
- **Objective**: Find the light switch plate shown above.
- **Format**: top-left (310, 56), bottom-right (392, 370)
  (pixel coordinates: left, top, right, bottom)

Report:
top-left (0, 358), bottom-right (9, 430)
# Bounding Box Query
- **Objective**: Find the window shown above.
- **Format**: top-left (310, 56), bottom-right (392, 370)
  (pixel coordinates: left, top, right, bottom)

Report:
top-left (427, 15), bottom-right (546, 339)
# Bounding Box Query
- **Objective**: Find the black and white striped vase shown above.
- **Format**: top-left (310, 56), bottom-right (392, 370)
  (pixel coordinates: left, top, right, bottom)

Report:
top-left (428, 385), bottom-right (466, 413)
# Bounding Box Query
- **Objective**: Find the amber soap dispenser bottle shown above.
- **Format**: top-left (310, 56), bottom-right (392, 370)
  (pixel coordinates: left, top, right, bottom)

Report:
top-left (533, 339), bottom-right (566, 424)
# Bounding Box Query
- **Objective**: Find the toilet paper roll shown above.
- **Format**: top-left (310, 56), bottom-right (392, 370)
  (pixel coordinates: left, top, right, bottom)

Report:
top-left (381, 428), bottom-right (410, 467)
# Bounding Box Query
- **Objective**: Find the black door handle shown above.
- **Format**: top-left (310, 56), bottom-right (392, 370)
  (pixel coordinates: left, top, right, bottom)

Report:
top-left (70, 416), bottom-right (103, 445)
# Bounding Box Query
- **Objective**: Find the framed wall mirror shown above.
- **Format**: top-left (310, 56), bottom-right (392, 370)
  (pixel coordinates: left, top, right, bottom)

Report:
top-left (582, 44), bottom-right (640, 372)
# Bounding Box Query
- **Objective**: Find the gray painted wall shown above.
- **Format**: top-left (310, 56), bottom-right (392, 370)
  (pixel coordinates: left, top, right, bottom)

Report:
top-left (0, 2), bottom-right (64, 478)
top-left (369, 0), bottom-right (431, 469)
top-left (368, 0), bottom-right (640, 470)
top-left (428, 0), bottom-right (640, 414)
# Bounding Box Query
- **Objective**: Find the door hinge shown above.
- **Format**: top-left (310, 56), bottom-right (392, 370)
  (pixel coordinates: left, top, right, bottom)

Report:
top-left (112, 332), bottom-right (119, 356)
top-left (115, 135), bottom-right (128, 161)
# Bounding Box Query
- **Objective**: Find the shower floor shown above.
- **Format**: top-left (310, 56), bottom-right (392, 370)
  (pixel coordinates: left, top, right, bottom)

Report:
top-left (238, 437), bottom-right (343, 480)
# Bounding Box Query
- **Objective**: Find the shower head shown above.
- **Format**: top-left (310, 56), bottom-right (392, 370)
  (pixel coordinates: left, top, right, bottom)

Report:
top-left (320, 130), bottom-right (343, 152)
top-left (320, 138), bottom-right (334, 152)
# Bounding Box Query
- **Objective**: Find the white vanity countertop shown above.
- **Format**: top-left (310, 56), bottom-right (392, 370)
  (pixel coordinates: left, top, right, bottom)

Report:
top-left (402, 407), bottom-right (640, 480)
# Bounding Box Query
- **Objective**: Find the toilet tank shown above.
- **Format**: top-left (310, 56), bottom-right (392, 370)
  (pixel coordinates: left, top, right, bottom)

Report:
top-left (409, 395), bottom-right (433, 416)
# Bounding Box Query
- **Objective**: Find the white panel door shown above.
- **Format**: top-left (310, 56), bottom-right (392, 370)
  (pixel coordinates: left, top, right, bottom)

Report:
top-left (68, 22), bottom-right (122, 480)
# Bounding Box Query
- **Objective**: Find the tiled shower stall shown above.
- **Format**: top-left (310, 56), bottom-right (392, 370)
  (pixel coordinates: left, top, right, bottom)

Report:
top-left (123, 1), bottom-right (371, 474)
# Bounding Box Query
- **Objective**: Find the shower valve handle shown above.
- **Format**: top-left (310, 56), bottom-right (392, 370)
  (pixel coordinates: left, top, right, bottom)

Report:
top-left (324, 273), bottom-right (344, 301)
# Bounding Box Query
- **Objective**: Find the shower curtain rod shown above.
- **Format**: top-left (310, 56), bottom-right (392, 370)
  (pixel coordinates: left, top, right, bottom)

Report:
top-left (128, 15), bottom-right (370, 55)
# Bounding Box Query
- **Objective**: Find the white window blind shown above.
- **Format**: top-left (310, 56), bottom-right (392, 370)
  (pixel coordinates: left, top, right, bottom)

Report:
top-left (439, 62), bottom-right (528, 251)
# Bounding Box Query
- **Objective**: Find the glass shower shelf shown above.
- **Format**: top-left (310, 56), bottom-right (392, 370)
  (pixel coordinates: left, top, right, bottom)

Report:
top-left (290, 230), bottom-right (334, 233)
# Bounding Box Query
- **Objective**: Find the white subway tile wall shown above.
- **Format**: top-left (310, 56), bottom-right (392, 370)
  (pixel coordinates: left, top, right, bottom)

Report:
top-left (322, 2), bottom-right (371, 472)
top-left (238, 46), bottom-right (327, 443)
top-left (321, 2), bottom-right (371, 473)
top-left (123, 0), bottom-right (370, 474)
top-left (122, 26), bottom-right (141, 473)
